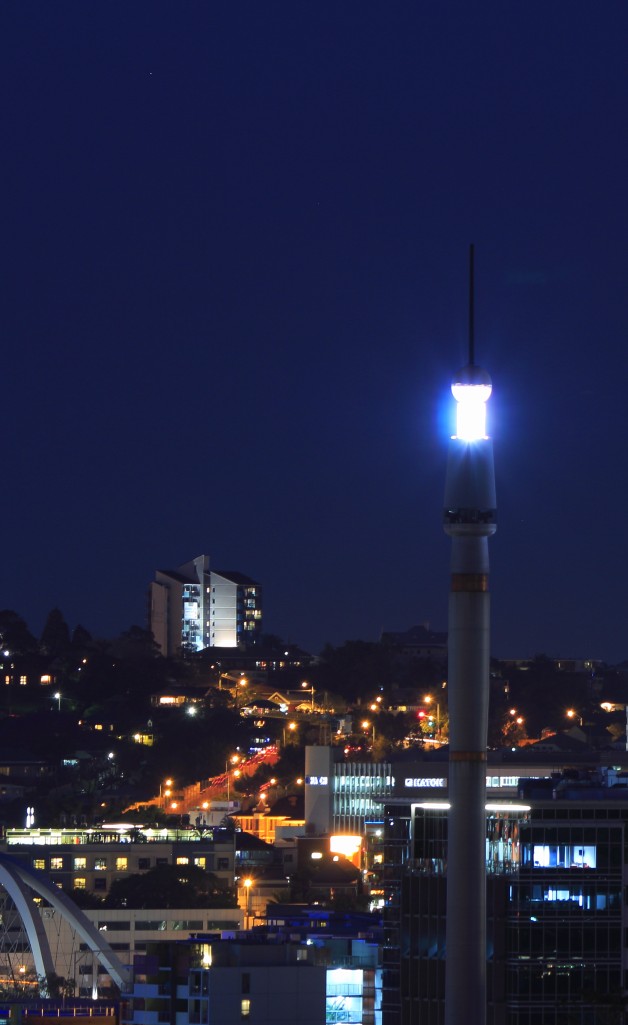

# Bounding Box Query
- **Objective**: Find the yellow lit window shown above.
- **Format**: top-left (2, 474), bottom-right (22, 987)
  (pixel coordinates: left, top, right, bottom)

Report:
top-left (74, 878), bottom-right (86, 890)
top-left (33, 859), bottom-right (45, 871)
top-left (74, 857), bottom-right (87, 870)
top-left (19, 675), bottom-right (27, 685)
top-left (194, 857), bottom-right (206, 868)
top-left (50, 857), bottom-right (63, 870)
top-left (176, 857), bottom-right (189, 865)
top-left (41, 675), bottom-right (52, 684)
top-left (116, 857), bottom-right (128, 871)
top-left (4, 676), bottom-right (10, 686)
top-left (94, 724), bottom-right (103, 731)
top-left (241, 999), bottom-right (251, 1018)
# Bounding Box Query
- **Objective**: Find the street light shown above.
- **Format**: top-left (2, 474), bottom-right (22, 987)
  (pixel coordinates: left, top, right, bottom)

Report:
top-left (566, 709), bottom-right (583, 726)
top-left (424, 694), bottom-right (441, 740)
top-left (361, 720), bottom-right (375, 746)
top-left (226, 755), bottom-right (240, 802)
top-left (236, 678), bottom-right (248, 711)
top-left (160, 778), bottom-right (173, 808)
top-left (301, 681), bottom-right (314, 711)
top-left (53, 691), bottom-right (62, 712)
top-left (282, 721), bottom-right (297, 746)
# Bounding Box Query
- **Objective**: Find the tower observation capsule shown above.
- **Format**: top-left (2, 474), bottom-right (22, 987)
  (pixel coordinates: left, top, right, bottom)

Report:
top-left (442, 350), bottom-right (496, 1018)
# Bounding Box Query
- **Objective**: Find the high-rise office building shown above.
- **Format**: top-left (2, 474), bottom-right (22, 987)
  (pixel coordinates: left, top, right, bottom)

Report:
top-left (148, 554), bottom-right (262, 656)
top-left (381, 770), bottom-right (628, 1025)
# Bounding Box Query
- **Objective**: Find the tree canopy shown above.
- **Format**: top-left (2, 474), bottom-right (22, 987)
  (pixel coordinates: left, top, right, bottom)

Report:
top-left (105, 863), bottom-right (237, 909)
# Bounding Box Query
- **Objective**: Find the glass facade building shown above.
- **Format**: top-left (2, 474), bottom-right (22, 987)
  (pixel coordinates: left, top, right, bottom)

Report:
top-left (382, 782), bottom-right (628, 1025)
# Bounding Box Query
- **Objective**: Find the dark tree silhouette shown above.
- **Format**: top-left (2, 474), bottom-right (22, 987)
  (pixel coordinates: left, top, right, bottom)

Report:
top-left (0, 609), bottom-right (38, 656)
top-left (40, 608), bottom-right (71, 658)
top-left (106, 863), bottom-right (236, 908)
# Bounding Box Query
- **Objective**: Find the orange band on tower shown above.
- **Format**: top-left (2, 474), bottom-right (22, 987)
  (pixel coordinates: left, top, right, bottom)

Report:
top-left (450, 573), bottom-right (489, 592)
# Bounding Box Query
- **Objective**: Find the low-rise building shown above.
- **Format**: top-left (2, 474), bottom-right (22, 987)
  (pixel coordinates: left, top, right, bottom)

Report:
top-left (121, 936), bottom-right (326, 1025)
top-left (2, 825), bottom-right (237, 895)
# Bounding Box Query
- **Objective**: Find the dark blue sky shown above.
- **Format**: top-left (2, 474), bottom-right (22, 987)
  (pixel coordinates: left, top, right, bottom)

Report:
top-left (2, 3), bottom-right (628, 661)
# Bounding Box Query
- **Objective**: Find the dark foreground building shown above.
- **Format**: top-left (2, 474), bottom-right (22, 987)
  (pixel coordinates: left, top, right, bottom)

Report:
top-left (382, 770), bottom-right (628, 1025)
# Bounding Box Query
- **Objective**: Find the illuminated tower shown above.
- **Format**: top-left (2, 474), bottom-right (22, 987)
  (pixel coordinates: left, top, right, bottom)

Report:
top-left (443, 248), bottom-right (496, 1025)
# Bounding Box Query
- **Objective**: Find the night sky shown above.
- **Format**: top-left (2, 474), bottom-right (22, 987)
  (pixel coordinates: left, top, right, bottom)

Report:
top-left (2, 4), bottom-right (628, 661)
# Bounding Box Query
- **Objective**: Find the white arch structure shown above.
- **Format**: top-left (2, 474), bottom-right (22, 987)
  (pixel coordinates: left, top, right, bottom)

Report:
top-left (0, 853), bottom-right (131, 992)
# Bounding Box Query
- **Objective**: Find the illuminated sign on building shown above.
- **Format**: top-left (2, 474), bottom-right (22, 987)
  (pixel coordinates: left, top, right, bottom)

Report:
top-left (404, 777), bottom-right (446, 788)
top-left (306, 776), bottom-right (329, 786)
top-left (402, 775), bottom-right (524, 789)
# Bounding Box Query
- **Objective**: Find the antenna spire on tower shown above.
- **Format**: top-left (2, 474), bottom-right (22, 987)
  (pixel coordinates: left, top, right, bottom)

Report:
top-left (469, 243), bottom-right (475, 366)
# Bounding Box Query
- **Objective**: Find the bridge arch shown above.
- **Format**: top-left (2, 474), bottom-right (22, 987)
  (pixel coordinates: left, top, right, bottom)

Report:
top-left (0, 853), bottom-right (131, 994)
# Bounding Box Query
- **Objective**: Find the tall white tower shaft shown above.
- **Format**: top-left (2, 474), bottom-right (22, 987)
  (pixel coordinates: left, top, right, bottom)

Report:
top-left (443, 357), bottom-right (496, 1025)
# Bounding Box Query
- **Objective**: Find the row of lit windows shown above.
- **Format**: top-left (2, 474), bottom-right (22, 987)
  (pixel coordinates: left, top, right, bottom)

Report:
top-left (33, 855), bottom-right (207, 872)
top-left (514, 883), bottom-right (621, 911)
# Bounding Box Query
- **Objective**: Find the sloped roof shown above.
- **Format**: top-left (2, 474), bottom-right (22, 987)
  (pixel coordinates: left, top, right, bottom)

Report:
top-left (213, 570), bottom-right (260, 585)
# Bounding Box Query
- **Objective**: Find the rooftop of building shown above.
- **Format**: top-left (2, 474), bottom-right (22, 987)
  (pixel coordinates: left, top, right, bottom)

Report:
top-left (155, 568), bottom-right (194, 583)
top-left (212, 570), bottom-right (260, 586)
top-left (380, 624), bottom-right (447, 647)
top-left (3, 825), bottom-right (237, 847)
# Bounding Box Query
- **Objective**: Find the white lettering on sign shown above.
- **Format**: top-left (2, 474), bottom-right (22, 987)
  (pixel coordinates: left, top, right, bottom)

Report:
top-left (404, 777), bottom-right (446, 788)
top-left (306, 776), bottom-right (329, 786)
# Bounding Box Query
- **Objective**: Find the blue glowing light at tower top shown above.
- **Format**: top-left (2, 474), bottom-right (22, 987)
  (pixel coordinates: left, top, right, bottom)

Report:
top-left (451, 363), bottom-right (492, 442)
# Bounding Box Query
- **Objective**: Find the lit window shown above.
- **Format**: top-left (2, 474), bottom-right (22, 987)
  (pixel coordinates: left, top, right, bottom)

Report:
top-left (33, 859), bottom-right (45, 871)
top-left (19, 675), bottom-right (27, 685)
top-left (4, 676), bottom-right (9, 686)
top-left (116, 857), bottom-right (128, 871)
top-left (194, 857), bottom-right (206, 868)
top-left (74, 878), bottom-right (86, 890)
top-left (176, 857), bottom-right (189, 865)
top-left (50, 857), bottom-right (63, 870)
top-left (74, 857), bottom-right (87, 870)
top-left (41, 675), bottom-right (52, 684)
top-left (241, 999), bottom-right (251, 1018)
top-left (94, 858), bottom-right (107, 871)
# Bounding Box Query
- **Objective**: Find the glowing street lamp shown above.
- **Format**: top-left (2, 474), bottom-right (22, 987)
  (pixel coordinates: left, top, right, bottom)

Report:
top-left (566, 708), bottom-right (583, 726)
top-left (236, 678), bottom-right (248, 710)
top-left (226, 754), bottom-right (240, 802)
top-left (283, 721), bottom-right (298, 745)
top-left (160, 778), bottom-right (173, 808)
top-left (424, 694), bottom-right (441, 739)
top-left (361, 719), bottom-right (375, 745)
top-left (53, 691), bottom-right (62, 712)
